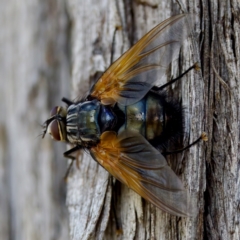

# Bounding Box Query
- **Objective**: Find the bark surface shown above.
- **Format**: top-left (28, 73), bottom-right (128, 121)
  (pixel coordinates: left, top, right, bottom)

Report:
top-left (66, 0), bottom-right (240, 239)
top-left (0, 0), bottom-right (70, 239)
top-left (1, 0), bottom-right (240, 240)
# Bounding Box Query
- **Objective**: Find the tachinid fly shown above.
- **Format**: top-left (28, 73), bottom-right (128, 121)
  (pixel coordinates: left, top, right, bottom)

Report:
top-left (42, 14), bottom-right (207, 217)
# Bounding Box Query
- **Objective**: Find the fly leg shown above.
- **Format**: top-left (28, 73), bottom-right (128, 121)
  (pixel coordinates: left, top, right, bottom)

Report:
top-left (163, 132), bottom-right (208, 155)
top-left (111, 177), bottom-right (123, 235)
top-left (152, 62), bottom-right (200, 91)
top-left (63, 145), bottom-right (82, 181)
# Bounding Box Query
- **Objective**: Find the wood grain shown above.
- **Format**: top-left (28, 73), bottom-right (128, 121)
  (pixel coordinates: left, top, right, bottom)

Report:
top-left (1, 0), bottom-right (240, 239)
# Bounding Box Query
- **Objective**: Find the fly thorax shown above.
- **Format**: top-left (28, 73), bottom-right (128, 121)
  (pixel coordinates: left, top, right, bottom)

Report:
top-left (66, 100), bottom-right (101, 144)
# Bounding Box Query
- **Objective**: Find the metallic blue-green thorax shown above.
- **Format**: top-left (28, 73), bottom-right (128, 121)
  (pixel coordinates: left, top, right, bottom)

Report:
top-left (66, 99), bottom-right (116, 144)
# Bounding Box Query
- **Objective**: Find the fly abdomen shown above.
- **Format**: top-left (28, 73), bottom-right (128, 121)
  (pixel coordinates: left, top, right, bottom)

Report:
top-left (117, 93), bottom-right (165, 140)
top-left (118, 99), bottom-right (146, 137)
top-left (117, 91), bottom-right (183, 149)
top-left (147, 92), bottom-right (184, 148)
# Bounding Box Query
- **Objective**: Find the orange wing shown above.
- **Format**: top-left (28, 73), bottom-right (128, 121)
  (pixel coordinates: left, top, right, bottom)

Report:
top-left (90, 130), bottom-right (196, 216)
top-left (90, 14), bottom-right (192, 106)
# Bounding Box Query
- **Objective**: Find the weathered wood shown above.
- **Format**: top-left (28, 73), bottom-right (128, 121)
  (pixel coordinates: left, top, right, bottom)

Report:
top-left (0, 0), bottom-right (70, 239)
top-left (203, 1), bottom-right (240, 239)
top-left (1, 0), bottom-right (240, 239)
top-left (66, 0), bottom-right (240, 239)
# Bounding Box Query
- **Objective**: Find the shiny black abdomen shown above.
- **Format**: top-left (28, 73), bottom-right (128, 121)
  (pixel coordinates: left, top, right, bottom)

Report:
top-left (116, 91), bottom-right (183, 148)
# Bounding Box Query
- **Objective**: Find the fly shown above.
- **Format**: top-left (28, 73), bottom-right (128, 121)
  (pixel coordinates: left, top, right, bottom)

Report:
top-left (42, 14), bottom-right (207, 217)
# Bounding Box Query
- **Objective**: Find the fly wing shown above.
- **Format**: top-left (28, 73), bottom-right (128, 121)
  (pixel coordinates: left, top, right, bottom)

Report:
top-left (90, 14), bottom-right (192, 106)
top-left (90, 130), bottom-right (196, 216)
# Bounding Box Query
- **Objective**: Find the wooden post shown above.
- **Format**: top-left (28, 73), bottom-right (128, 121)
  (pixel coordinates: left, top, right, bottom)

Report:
top-left (1, 0), bottom-right (240, 239)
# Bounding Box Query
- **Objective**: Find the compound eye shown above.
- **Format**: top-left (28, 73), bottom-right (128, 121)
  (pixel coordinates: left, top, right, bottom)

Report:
top-left (50, 106), bottom-right (59, 117)
top-left (48, 120), bottom-right (60, 141)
